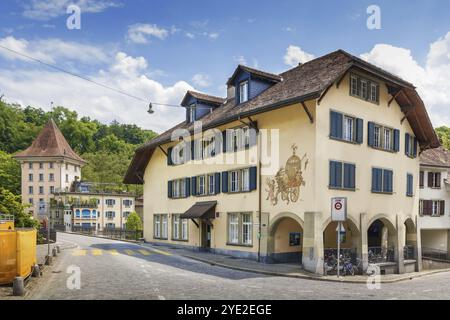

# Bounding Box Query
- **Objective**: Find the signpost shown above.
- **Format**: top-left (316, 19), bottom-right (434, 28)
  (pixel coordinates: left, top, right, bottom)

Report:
top-left (331, 198), bottom-right (347, 278)
top-left (37, 202), bottom-right (51, 259)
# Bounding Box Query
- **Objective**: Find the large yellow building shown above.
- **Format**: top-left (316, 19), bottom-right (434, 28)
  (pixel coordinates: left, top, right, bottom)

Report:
top-left (125, 50), bottom-right (439, 275)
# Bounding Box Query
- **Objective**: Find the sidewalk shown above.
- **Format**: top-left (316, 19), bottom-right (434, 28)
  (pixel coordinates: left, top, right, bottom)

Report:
top-left (144, 243), bottom-right (450, 284)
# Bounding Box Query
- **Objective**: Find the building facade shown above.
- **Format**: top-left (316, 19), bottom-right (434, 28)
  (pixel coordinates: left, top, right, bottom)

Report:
top-left (50, 188), bottom-right (136, 231)
top-left (418, 147), bottom-right (450, 252)
top-left (13, 119), bottom-right (86, 217)
top-left (125, 50), bottom-right (439, 275)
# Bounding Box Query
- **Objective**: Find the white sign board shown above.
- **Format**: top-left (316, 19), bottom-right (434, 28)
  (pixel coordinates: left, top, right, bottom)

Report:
top-left (331, 197), bottom-right (347, 222)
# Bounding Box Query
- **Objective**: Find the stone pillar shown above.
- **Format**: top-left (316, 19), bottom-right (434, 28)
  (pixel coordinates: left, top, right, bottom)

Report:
top-left (415, 216), bottom-right (423, 272)
top-left (302, 211), bottom-right (324, 275)
top-left (359, 213), bottom-right (369, 271)
top-left (396, 215), bottom-right (405, 274)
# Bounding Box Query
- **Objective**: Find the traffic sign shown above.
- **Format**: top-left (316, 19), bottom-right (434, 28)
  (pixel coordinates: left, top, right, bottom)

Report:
top-left (331, 197), bottom-right (347, 222)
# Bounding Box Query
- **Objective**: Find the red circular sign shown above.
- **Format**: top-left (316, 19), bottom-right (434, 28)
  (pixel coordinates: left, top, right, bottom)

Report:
top-left (334, 202), bottom-right (342, 211)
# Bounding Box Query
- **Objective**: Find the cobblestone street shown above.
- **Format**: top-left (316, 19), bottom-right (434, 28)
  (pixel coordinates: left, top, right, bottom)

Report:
top-left (24, 233), bottom-right (450, 300)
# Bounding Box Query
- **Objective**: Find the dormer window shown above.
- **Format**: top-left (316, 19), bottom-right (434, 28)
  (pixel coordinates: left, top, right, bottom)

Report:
top-left (189, 104), bottom-right (196, 122)
top-left (239, 81), bottom-right (249, 103)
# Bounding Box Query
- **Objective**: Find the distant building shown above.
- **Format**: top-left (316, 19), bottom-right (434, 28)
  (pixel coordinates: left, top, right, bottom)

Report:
top-left (13, 119), bottom-right (86, 217)
top-left (419, 147), bottom-right (450, 251)
top-left (50, 181), bottom-right (135, 231)
top-left (135, 196), bottom-right (144, 224)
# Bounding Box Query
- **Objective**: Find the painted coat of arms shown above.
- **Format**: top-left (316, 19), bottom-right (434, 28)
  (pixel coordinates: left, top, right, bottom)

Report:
top-left (265, 144), bottom-right (308, 206)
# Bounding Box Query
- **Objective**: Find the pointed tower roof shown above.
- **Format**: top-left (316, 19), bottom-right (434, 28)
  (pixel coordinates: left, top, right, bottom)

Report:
top-left (14, 119), bottom-right (86, 164)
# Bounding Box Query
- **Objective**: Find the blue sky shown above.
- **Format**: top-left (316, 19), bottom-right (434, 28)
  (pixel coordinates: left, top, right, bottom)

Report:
top-left (0, 0), bottom-right (449, 132)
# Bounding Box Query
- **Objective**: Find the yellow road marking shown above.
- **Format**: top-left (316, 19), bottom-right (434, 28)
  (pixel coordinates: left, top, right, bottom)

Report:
top-left (91, 249), bottom-right (103, 256)
top-left (124, 249), bottom-right (135, 255)
top-left (138, 249), bottom-right (151, 256)
top-left (108, 249), bottom-right (119, 255)
top-left (73, 249), bottom-right (86, 256)
top-left (150, 248), bottom-right (171, 256)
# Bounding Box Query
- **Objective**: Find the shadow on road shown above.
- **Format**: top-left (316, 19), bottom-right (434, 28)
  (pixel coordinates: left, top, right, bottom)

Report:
top-left (90, 242), bottom-right (266, 281)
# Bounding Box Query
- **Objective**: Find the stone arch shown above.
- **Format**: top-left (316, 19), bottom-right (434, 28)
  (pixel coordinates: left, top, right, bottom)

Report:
top-left (366, 214), bottom-right (397, 235)
top-left (321, 216), bottom-right (360, 236)
top-left (366, 214), bottom-right (398, 262)
top-left (267, 212), bottom-right (304, 264)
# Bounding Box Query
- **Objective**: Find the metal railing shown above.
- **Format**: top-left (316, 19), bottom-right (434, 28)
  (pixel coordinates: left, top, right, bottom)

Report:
top-left (72, 226), bottom-right (143, 241)
top-left (403, 245), bottom-right (416, 260)
top-left (368, 246), bottom-right (395, 263)
top-left (0, 214), bottom-right (14, 222)
top-left (422, 247), bottom-right (450, 261)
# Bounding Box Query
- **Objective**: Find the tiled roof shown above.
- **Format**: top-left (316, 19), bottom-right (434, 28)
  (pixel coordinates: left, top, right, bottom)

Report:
top-left (420, 146), bottom-right (450, 168)
top-left (184, 91), bottom-right (226, 106)
top-left (124, 49), bottom-right (440, 184)
top-left (14, 119), bottom-right (86, 163)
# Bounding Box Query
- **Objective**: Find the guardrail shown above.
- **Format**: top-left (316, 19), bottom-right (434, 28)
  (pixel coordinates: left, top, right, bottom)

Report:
top-left (368, 246), bottom-right (395, 263)
top-left (72, 227), bottom-right (143, 241)
top-left (422, 247), bottom-right (450, 261)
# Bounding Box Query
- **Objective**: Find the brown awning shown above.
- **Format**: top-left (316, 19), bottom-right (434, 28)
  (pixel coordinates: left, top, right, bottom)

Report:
top-left (181, 201), bottom-right (217, 220)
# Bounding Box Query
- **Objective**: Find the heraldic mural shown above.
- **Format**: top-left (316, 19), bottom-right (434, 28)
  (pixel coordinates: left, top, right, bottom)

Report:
top-left (265, 144), bottom-right (308, 206)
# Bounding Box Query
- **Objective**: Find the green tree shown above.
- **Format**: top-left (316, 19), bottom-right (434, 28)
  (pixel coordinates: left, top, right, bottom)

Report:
top-left (0, 187), bottom-right (39, 229)
top-left (125, 211), bottom-right (143, 231)
top-left (436, 126), bottom-right (450, 150)
top-left (0, 151), bottom-right (21, 195)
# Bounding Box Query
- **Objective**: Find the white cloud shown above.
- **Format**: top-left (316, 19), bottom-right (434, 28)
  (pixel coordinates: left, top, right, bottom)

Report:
top-left (127, 23), bottom-right (169, 44)
top-left (361, 32), bottom-right (450, 127)
top-left (233, 55), bottom-right (247, 65)
top-left (0, 41), bottom-right (193, 132)
top-left (192, 74), bottom-right (211, 88)
top-left (185, 32), bottom-right (196, 39)
top-left (23, 0), bottom-right (121, 20)
top-left (283, 45), bottom-right (315, 67)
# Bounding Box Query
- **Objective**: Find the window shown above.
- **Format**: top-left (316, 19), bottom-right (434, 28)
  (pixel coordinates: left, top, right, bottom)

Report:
top-left (39, 163), bottom-right (44, 169)
top-left (181, 219), bottom-right (188, 240)
top-left (189, 104), bottom-right (196, 122)
top-left (29, 198), bottom-right (33, 205)
top-left (173, 179), bottom-right (180, 198)
top-left (230, 170), bottom-right (239, 192)
top-left (197, 175), bottom-right (206, 195)
top-left (49, 163), bottom-right (53, 169)
top-left (106, 223), bottom-right (115, 229)
top-left (329, 161), bottom-right (356, 190)
top-left (406, 174), bottom-right (414, 197)
top-left (28, 163), bottom-right (33, 170)
top-left (106, 199), bottom-right (116, 206)
top-left (368, 122), bottom-right (399, 152)
top-left (242, 213), bottom-right (252, 245)
top-left (123, 199), bottom-right (133, 207)
top-left (405, 133), bottom-right (418, 158)
top-left (106, 211), bottom-right (115, 219)
top-left (228, 213), bottom-right (239, 244)
top-left (169, 178), bottom-right (189, 199)
top-left (161, 215), bottom-right (168, 239)
top-left (39, 186), bottom-right (44, 195)
top-left (66, 174), bottom-right (69, 183)
top-left (208, 174), bottom-right (215, 195)
top-left (228, 212), bottom-right (253, 246)
top-left (343, 116), bottom-right (354, 142)
top-left (172, 215), bottom-right (180, 240)
top-left (330, 111), bottom-right (363, 144)
top-left (49, 173), bottom-right (54, 182)
top-left (428, 172), bottom-right (441, 189)
top-left (29, 174), bottom-right (33, 182)
top-left (75, 166), bottom-right (78, 172)
top-left (50, 186), bottom-right (55, 194)
top-left (239, 81), bottom-right (248, 103)
top-left (420, 200), bottom-right (445, 217)
top-left (241, 168), bottom-right (250, 192)
top-left (154, 215), bottom-right (161, 238)
top-left (39, 173), bottom-right (44, 182)
top-left (123, 212), bottom-right (130, 218)
top-left (372, 168), bottom-right (393, 194)
top-left (349, 73), bottom-right (379, 103)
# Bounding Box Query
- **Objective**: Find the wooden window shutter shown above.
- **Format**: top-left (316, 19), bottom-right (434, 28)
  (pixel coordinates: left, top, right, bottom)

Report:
top-left (221, 171), bottom-right (229, 193)
top-left (330, 111), bottom-right (343, 139)
top-left (249, 166), bottom-right (258, 191)
top-left (167, 181), bottom-right (173, 199)
top-left (368, 122), bottom-right (375, 147)
top-left (428, 172), bottom-right (434, 188)
top-left (343, 163), bottom-right (355, 189)
top-left (191, 177), bottom-right (197, 196)
top-left (167, 147), bottom-right (173, 166)
top-left (214, 172), bottom-right (221, 194)
top-left (185, 178), bottom-right (191, 197)
top-left (440, 201), bottom-right (446, 216)
top-left (393, 129), bottom-right (400, 152)
top-left (222, 131), bottom-right (228, 153)
top-left (413, 138), bottom-right (418, 158)
top-left (436, 173), bottom-right (442, 188)
top-left (424, 200), bottom-right (432, 216)
top-left (419, 171), bottom-right (424, 187)
top-left (356, 118), bottom-right (364, 144)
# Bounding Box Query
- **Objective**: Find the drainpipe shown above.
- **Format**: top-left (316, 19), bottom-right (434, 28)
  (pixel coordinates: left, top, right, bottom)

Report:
top-left (256, 123), bottom-right (262, 263)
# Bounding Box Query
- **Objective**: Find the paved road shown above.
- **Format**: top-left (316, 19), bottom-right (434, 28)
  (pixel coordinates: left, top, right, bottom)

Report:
top-left (27, 233), bottom-right (450, 300)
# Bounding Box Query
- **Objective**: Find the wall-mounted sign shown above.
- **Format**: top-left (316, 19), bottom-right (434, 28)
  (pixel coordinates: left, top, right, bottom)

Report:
top-left (331, 197), bottom-right (347, 222)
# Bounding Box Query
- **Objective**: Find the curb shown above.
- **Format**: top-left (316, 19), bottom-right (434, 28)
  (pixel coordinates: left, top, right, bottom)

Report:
top-left (178, 253), bottom-right (450, 284)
